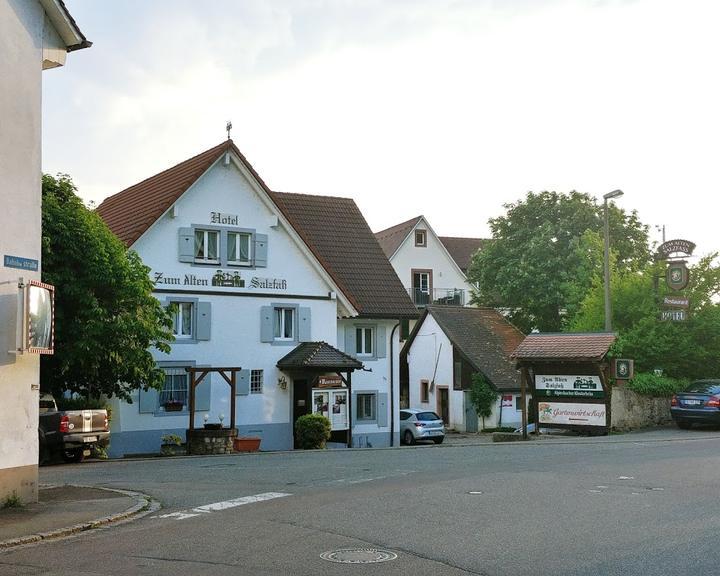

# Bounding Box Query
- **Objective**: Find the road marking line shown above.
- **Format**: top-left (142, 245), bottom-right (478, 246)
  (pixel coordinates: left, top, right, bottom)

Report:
top-left (155, 492), bottom-right (291, 520)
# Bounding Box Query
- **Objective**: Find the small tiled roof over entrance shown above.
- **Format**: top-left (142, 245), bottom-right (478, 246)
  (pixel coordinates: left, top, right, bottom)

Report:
top-left (438, 236), bottom-right (486, 273)
top-left (512, 333), bottom-right (616, 362)
top-left (416, 306), bottom-right (525, 392)
top-left (374, 216), bottom-right (423, 258)
top-left (277, 342), bottom-right (363, 371)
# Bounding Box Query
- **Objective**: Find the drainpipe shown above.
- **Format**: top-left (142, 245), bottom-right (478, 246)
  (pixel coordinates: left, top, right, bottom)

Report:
top-left (390, 322), bottom-right (400, 447)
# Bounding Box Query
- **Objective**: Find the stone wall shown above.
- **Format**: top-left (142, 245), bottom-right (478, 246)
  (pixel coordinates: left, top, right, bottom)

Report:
top-left (611, 385), bottom-right (672, 430)
top-left (187, 428), bottom-right (237, 455)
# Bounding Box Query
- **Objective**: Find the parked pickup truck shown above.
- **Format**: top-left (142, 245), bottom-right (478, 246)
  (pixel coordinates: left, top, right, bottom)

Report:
top-left (38, 394), bottom-right (110, 464)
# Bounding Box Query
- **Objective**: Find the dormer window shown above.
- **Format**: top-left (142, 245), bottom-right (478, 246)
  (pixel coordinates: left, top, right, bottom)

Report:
top-left (415, 229), bottom-right (427, 247)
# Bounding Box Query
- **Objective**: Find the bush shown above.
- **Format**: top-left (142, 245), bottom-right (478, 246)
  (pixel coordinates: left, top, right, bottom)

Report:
top-left (294, 414), bottom-right (331, 449)
top-left (55, 395), bottom-right (107, 411)
top-left (626, 373), bottom-right (689, 397)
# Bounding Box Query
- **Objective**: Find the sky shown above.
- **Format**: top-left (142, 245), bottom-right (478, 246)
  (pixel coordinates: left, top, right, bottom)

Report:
top-left (43, 0), bottom-right (720, 256)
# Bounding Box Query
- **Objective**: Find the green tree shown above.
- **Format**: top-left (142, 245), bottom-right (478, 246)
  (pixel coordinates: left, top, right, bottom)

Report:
top-left (470, 374), bottom-right (498, 428)
top-left (41, 174), bottom-right (173, 401)
top-left (571, 254), bottom-right (720, 380)
top-left (468, 191), bottom-right (650, 333)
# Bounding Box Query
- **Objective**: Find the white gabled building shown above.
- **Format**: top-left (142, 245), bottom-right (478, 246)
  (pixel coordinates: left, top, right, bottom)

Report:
top-left (96, 140), bottom-right (418, 455)
top-left (0, 0), bottom-right (90, 503)
top-left (375, 216), bottom-right (484, 308)
top-left (403, 306), bottom-right (525, 432)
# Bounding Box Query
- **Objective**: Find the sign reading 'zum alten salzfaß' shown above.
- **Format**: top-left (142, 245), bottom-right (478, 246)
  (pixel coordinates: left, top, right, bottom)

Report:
top-left (535, 375), bottom-right (604, 398)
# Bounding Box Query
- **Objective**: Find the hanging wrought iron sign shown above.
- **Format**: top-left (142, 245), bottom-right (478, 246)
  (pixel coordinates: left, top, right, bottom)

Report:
top-left (657, 239), bottom-right (695, 259)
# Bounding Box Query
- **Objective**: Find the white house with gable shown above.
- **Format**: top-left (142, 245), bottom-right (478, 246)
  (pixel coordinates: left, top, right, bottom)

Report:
top-left (97, 140), bottom-right (417, 455)
top-left (375, 216), bottom-right (483, 308)
top-left (403, 306), bottom-right (525, 432)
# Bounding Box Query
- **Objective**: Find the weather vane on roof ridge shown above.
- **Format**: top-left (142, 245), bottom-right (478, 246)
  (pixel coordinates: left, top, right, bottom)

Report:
top-left (226, 120), bottom-right (232, 141)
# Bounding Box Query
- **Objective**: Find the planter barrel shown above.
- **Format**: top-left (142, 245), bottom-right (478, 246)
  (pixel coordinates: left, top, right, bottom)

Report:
top-left (233, 437), bottom-right (261, 452)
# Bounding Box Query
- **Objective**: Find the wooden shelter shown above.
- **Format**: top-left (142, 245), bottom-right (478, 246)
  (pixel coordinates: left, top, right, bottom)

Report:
top-left (512, 333), bottom-right (616, 438)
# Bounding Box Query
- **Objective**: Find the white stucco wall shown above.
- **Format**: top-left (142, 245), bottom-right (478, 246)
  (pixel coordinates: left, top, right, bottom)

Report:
top-left (337, 318), bottom-right (401, 446)
top-left (0, 0), bottom-right (66, 503)
top-left (389, 218), bottom-right (474, 304)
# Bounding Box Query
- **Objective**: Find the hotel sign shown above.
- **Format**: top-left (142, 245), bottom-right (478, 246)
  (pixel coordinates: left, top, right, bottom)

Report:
top-left (153, 270), bottom-right (287, 290)
top-left (535, 375), bottom-right (604, 398)
top-left (657, 239), bottom-right (695, 259)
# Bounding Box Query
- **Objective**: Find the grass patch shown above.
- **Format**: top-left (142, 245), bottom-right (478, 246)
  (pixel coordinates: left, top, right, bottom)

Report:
top-left (1, 491), bottom-right (23, 509)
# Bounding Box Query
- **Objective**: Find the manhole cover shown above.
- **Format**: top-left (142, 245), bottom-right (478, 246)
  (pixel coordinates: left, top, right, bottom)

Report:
top-left (320, 548), bottom-right (398, 564)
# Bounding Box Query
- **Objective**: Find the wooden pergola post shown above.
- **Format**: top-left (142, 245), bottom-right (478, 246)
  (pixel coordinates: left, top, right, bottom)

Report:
top-left (186, 367), bottom-right (242, 431)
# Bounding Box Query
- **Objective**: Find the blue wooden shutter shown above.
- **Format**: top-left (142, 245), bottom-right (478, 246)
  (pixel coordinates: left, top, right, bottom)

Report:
top-left (139, 387), bottom-right (158, 413)
top-left (195, 373), bottom-right (211, 412)
top-left (178, 228), bottom-right (194, 263)
top-left (196, 302), bottom-right (211, 340)
top-left (260, 307), bottom-right (274, 342)
top-left (236, 369), bottom-right (250, 395)
top-left (376, 325), bottom-right (387, 359)
top-left (254, 234), bottom-right (268, 267)
top-left (377, 393), bottom-right (388, 427)
top-left (298, 307), bottom-right (311, 342)
top-left (344, 325), bottom-right (357, 358)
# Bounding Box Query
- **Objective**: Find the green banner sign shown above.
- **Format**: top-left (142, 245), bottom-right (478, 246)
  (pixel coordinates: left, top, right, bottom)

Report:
top-left (535, 389), bottom-right (604, 399)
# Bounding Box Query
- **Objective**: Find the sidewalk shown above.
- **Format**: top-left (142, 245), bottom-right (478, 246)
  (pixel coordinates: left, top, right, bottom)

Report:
top-left (442, 425), bottom-right (720, 446)
top-left (0, 484), bottom-right (155, 551)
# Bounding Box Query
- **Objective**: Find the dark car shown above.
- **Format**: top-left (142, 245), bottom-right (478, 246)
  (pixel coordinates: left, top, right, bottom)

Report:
top-left (670, 380), bottom-right (720, 429)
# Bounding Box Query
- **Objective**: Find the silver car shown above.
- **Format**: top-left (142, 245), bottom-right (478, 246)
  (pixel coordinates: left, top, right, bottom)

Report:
top-left (400, 409), bottom-right (445, 445)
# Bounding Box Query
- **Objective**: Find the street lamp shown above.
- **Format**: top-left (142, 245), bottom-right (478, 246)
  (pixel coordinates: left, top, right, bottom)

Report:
top-left (603, 189), bottom-right (624, 331)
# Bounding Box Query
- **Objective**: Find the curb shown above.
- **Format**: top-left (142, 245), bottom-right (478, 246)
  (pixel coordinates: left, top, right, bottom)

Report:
top-left (0, 485), bottom-right (160, 551)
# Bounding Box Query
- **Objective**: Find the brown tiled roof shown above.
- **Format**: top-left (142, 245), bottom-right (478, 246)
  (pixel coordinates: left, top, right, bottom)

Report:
top-left (512, 333), bottom-right (616, 362)
top-left (374, 216), bottom-right (423, 258)
top-left (438, 236), bottom-right (486, 273)
top-left (97, 140), bottom-right (418, 319)
top-left (270, 192), bottom-right (419, 319)
top-left (96, 140), bottom-right (231, 247)
top-left (416, 306), bottom-right (525, 392)
top-left (277, 341), bottom-right (363, 370)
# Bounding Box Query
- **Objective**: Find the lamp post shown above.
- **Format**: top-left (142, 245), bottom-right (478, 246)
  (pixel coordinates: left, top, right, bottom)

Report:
top-left (603, 189), bottom-right (624, 331)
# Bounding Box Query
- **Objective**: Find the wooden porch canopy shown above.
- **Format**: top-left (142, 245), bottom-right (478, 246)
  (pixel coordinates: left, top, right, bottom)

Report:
top-left (276, 341), bottom-right (363, 373)
top-left (511, 333), bottom-right (616, 439)
top-left (186, 367), bottom-right (243, 432)
top-left (277, 342), bottom-right (363, 448)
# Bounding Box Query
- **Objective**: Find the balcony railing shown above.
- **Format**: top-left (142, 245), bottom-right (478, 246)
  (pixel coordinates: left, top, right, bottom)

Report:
top-left (408, 287), bottom-right (466, 307)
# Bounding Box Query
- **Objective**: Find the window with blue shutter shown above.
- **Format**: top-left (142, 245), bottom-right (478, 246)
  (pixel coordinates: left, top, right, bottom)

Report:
top-left (254, 234), bottom-right (268, 267)
top-left (178, 228), bottom-right (194, 263)
top-left (377, 393), bottom-right (388, 428)
top-left (298, 307), bottom-right (311, 342)
top-left (235, 369), bottom-right (250, 395)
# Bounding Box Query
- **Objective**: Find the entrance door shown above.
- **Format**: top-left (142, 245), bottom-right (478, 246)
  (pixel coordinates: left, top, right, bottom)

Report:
top-left (464, 391), bottom-right (478, 433)
top-left (437, 387), bottom-right (450, 426)
top-left (292, 379), bottom-right (309, 448)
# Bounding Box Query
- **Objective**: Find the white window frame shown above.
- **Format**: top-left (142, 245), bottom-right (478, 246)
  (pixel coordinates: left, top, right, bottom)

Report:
top-left (250, 369), bottom-right (263, 394)
top-left (171, 301), bottom-right (194, 339)
top-left (356, 392), bottom-right (376, 421)
top-left (227, 231), bottom-right (253, 266)
top-left (274, 307), bottom-right (295, 341)
top-left (355, 326), bottom-right (374, 357)
top-left (194, 229), bottom-right (220, 264)
top-left (415, 229), bottom-right (427, 247)
top-left (159, 368), bottom-right (189, 409)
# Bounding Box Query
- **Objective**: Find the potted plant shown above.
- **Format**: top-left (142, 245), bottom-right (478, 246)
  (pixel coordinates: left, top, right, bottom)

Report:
top-left (160, 433), bottom-right (184, 456)
top-left (163, 400), bottom-right (184, 412)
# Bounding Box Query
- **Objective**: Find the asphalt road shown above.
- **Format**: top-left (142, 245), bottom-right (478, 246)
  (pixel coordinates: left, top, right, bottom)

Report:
top-left (2, 431), bottom-right (720, 575)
